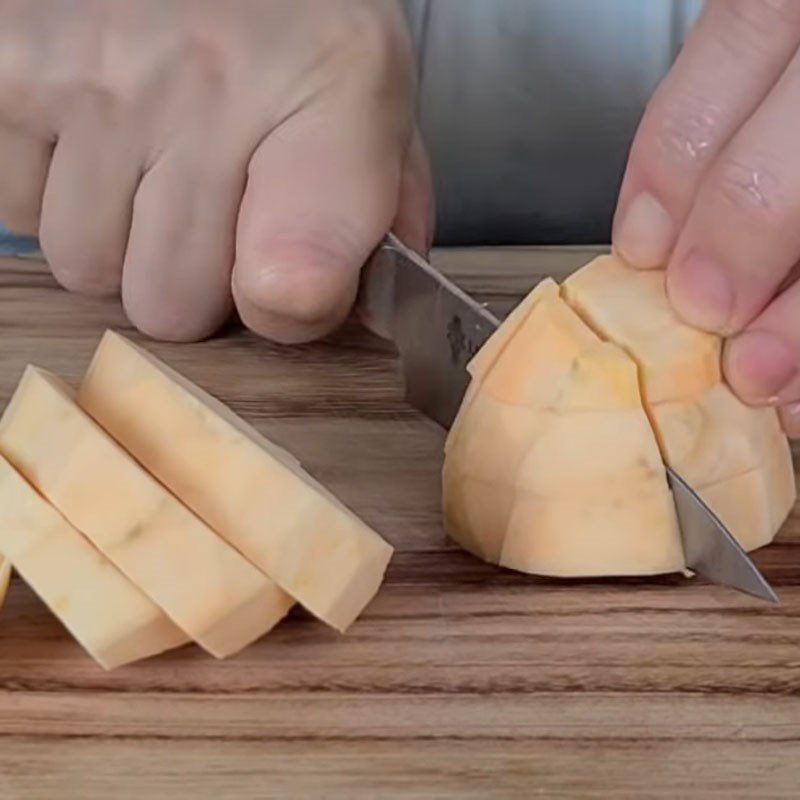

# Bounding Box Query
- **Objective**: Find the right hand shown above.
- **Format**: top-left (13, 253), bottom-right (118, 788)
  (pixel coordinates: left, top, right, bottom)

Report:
top-left (0, 0), bottom-right (433, 343)
top-left (612, 0), bottom-right (800, 435)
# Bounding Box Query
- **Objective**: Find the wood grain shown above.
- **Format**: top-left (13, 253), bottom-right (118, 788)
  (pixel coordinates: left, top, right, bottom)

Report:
top-left (1, 250), bottom-right (800, 799)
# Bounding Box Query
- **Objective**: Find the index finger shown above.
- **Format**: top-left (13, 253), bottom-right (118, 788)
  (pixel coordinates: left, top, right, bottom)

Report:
top-left (613, 0), bottom-right (800, 269)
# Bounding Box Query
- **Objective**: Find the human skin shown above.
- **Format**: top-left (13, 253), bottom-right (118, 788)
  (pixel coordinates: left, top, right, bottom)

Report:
top-left (5, 0), bottom-right (796, 437)
top-left (613, 0), bottom-right (800, 436)
top-left (0, 0), bottom-right (433, 344)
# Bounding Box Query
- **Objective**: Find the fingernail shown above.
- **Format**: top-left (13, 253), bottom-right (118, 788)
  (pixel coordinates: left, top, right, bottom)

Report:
top-left (725, 330), bottom-right (799, 404)
top-left (779, 403), bottom-right (800, 439)
top-left (667, 251), bottom-right (733, 333)
top-left (613, 192), bottom-right (674, 268)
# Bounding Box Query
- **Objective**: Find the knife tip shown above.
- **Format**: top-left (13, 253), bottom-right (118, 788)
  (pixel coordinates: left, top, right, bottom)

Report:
top-left (763, 584), bottom-right (780, 605)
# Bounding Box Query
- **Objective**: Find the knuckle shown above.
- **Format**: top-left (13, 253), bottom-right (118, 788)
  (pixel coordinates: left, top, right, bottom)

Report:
top-left (725, 0), bottom-right (800, 30)
top-left (0, 76), bottom-right (32, 119)
top-left (63, 39), bottom-right (131, 117)
top-left (65, 73), bottom-right (132, 125)
top-left (354, 10), bottom-right (404, 65)
top-left (80, 82), bottom-right (126, 121)
top-left (328, 3), bottom-right (413, 85)
top-left (715, 0), bottom-right (800, 57)
top-left (710, 155), bottom-right (792, 229)
top-left (643, 93), bottom-right (721, 174)
top-left (178, 33), bottom-right (235, 100)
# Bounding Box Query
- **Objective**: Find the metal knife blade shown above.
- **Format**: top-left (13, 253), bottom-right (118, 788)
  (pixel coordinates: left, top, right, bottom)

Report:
top-left (358, 234), bottom-right (499, 428)
top-left (358, 234), bottom-right (778, 603)
top-left (667, 468), bottom-right (777, 602)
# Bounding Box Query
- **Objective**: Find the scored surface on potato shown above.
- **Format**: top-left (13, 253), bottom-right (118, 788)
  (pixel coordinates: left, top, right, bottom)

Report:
top-left (444, 254), bottom-right (796, 577)
top-left (444, 277), bottom-right (683, 577)
top-left (563, 256), bottom-right (721, 404)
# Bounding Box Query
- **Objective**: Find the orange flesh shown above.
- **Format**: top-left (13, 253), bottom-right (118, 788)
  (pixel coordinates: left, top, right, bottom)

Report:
top-left (444, 254), bottom-right (795, 576)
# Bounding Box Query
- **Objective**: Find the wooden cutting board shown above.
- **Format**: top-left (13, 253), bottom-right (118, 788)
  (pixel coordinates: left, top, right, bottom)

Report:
top-left (1, 249), bottom-right (799, 799)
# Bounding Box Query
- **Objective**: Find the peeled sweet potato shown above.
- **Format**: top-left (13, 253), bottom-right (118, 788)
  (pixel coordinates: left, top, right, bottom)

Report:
top-left (443, 255), bottom-right (795, 576)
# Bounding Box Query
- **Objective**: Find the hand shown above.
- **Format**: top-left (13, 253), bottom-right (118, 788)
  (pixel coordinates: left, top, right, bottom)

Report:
top-left (611, 0), bottom-right (800, 435)
top-left (0, 0), bottom-right (432, 343)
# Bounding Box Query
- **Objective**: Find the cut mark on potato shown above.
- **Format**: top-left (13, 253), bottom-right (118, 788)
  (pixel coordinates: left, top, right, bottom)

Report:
top-left (562, 255), bottom-right (721, 405)
top-left (444, 253), bottom-right (795, 577)
top-left (446, 280), bottom-right (683, 576)
top-left (468, 278), bottom-right (559, 381)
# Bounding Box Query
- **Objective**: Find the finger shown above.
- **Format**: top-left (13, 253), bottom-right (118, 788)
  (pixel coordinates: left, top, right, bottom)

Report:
top-left (0, 125), bottom-right (50, 236)
top-left (122, 148), bottom-right (241, 342)
top-left (392, 127), bottom-right (435, 255)
top-left (233, 100), bottom-right (405, 344)
top-left (613, 0), bottom-right (800, 269)
top-left (778, 404), bottom-right (800, 439)
top-left (667, 48), bottom-right (800, 335)
top-left (39, 119), bottom-right (140, 296)
top-left (724, 276), bottom-right (800, 405)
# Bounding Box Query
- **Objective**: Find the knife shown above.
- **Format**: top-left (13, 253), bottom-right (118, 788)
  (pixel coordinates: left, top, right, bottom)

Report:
top-left (358, 234), bottom-right (778, 603)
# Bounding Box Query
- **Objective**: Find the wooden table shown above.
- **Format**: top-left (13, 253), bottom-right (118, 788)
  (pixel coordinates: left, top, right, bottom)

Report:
top-left (1, 249), bottom-right (799, 799)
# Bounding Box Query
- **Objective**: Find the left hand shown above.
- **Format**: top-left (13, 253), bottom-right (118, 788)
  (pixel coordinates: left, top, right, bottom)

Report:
top-left (0, 0), bottom-right (432, 345)
top-left (611, 0), bottom-right (800, 436)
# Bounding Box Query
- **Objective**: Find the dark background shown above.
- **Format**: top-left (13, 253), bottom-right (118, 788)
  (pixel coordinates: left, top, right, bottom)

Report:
top-left (404, 0), bottom-right (702, 245)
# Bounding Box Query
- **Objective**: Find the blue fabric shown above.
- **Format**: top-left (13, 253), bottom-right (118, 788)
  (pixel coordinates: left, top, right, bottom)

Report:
top-left (0, 224), bottom-right (39, 256)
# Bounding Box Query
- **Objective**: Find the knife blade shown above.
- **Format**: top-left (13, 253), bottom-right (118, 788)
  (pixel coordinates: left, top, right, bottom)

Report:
top-left (358, 234), bottom-right (499, 428)
top-left (666, 468), bottom-right (777, 602)
top-left (358, 234), bottom-right (778, 603)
